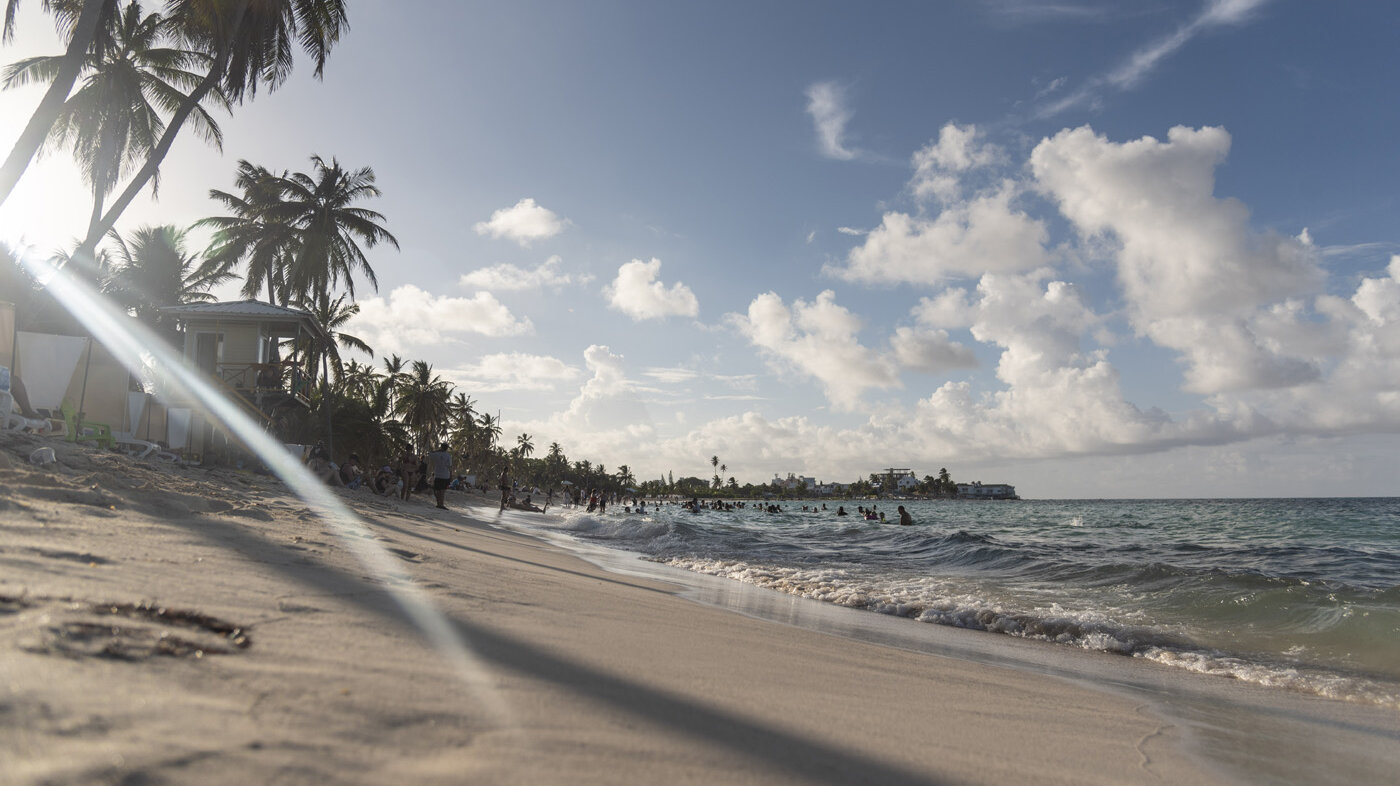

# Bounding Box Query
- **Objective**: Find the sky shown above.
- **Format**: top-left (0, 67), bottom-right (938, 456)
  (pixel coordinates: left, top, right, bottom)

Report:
top-left (2, 0), bottom-right (1399, 498)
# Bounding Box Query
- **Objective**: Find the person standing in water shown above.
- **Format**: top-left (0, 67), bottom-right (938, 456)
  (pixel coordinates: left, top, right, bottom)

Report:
top-left (498, 467), bottom-right (510, 512)
top-left (898, 505), bottom-right (913, 526)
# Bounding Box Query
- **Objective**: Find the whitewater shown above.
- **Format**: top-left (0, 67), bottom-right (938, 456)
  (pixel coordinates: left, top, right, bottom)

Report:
top-left (509, 496), bottom-right (1400, 709)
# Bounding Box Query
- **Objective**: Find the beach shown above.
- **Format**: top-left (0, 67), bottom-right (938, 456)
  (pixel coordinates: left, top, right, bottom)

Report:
top-left (3, 434), bottom-right (1397, 784)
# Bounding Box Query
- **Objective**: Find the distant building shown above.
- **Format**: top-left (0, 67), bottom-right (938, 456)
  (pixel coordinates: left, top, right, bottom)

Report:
top-left (773, 473), bottom-right (817, 492)
top-left (955, 481), bottom-right (1018, 500)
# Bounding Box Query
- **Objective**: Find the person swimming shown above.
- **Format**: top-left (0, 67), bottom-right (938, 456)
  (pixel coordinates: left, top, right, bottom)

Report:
top-left (898, 505), bottom-right (913, 526)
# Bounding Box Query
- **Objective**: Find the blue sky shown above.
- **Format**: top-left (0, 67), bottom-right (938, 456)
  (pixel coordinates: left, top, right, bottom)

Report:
top-left (3, 0), bottom-right (1399, 497)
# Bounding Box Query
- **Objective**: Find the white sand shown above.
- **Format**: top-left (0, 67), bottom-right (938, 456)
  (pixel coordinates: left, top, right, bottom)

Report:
top-left (2, 433), bottom-right (1394, 784)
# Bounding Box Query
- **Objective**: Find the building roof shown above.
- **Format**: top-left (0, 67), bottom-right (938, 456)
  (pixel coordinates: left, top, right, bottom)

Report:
top-left (160, 300), bottom-right (329, 341)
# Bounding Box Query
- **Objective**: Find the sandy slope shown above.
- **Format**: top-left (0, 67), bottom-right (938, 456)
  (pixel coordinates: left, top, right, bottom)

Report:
top-left (0, 432), bottom-right (1226, 785)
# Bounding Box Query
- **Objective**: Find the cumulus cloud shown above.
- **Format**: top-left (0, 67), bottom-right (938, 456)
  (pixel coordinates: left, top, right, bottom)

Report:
top-left (351, 284), bottom-right (532, 354)
top-left (473, 198), bottom-right (568, 246)
top-left (458, 255), bottom-right (587, 291)
top-left (910, 123), bottom-right (1004, 202)
top-left (890, 326), bottom-right (979, 373)
top-left (442, 352), bottom-right (581, 393)
top-left (732, 290), bottom-right (900, 410)
top-left (1030, 124), bottom-right (1325, 393)
top-left (604, 258), bottom-right (700, 321)
top-left (805, 81), bottom-right (858, 160)
top-left (831, 183), bottom-right (1049, 285)
top-left (505, 345), bottom-right (665, 469)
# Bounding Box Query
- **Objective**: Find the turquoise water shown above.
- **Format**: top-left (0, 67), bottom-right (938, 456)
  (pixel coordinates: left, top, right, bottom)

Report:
top-left (528, 497), bottom-right (1400, 708)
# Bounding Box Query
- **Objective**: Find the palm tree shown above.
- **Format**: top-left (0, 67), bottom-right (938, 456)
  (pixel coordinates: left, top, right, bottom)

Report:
top-left (516, 433), bottom-right (534, 460)
top-left (2, 1), bottom-right (228, 246)
top-left (477, 412), bottom-right (501, 452)
top-left (337, 357), bottom-right (379, 402)
top-left (393, 359), bottom-right (449, 450)
top-left (103, 223), bottom-right (229, 341)
top-left (298, 291), bottom-right (371, 382)
top-left (267, 154), bottom-right (396, 300)
top-left (73, 0), bottom-right (352, 262)
top-left (615, 465), bottom-right (635, 489)
top-left (201, 155), bottom-right (394, 305)
top-left (0, 0), bottom-right (110, 208)
top-left (199, 159), bottom-right (297, 303)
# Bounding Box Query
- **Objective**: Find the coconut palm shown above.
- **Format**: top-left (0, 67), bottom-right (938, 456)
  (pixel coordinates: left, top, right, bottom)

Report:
top-left (394, 359), bottom-right (450, 450)
top-left (3, 2), bottom-right (228, 246)
top-left (199, 159), bottom-right (297, 303)
top-left (102, 223), bottom-right (230, 340)
top-left (0, 0), bottom-right (110, 207)
top-left (74, 0), bottom-right (352, 261)
top-left (266, 155), bottom-right (396, 301)
top-left (515, 433), bottom-right (534, 460)
top-left (296, 291), bottom-right (370, 382)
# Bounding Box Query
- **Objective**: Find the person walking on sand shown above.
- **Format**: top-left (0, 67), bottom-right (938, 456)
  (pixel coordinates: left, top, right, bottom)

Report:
top-left (498, 467), bottom-right (510, 512)
top-left (428, 443), bottom-right (453, 510)
top-left (898, 505), bottom-right (913, 526)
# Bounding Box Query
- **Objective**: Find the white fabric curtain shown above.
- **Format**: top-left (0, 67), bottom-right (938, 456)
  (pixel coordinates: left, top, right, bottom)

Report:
top-left (15, 332), bottom-right (88, 411)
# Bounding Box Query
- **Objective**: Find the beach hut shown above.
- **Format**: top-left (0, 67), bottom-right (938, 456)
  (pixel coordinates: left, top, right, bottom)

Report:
top-left (159, 300), bottom-right (331, 459)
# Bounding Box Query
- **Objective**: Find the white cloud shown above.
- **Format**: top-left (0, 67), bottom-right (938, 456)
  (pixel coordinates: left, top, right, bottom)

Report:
top-left (458, 255), bottom-right (587, 291)
top-left (910, 123), bottom-right (1004, 202)
top-left (473, 198), bottom-right (568, 246)
top-left (1040, 0), bottom-right (1275, 116)
top-left (643, 367), bottom-right (699, 384)
top-left (442, 352), bottom-right (581, 393)
top-left (351, 284), bottom-right (533, 355)
top-left (731, 290), bottom-right (900, 411)
top-left (804, 81), bottom-right (858, 160)
top-left (604, 258), bottom-right (700, 321)
top-left (890, 326), bottom-right (979, 373)
top-left (1030, 124), bottom-right (1325, 393)
top-left (831, 183), bottom-right (1049, 286)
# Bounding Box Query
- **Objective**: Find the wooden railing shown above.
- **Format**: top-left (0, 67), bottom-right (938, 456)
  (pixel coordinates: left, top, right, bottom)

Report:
top-left (217, 362), bottom-right (315, 408)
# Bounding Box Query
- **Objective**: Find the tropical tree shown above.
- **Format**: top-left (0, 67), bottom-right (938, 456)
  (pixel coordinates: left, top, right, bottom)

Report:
top-left (614, 464), bottom-right (635, 489)
top-left (515, 433), bottom-right (533, 460)
top-left (297, 291), bottom-right (370, 382)
top-left (201, 154), bottom-right (395, 305)
top-left (2, 1), bottom-right (227, 246)
top-left (102, 223), bottom-right (228, 340)
top-left (199, 159), bottom-right (296, 302)
top-left (0, 0), bottom-right (110, 207)
top-left (72, 0), bottom-right (352, 263)
top-left (393, 359), bottom-right (450, 450)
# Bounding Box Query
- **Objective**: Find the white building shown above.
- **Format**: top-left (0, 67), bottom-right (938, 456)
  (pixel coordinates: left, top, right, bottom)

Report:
top-left (955, 481), bottom-right (1018, 499)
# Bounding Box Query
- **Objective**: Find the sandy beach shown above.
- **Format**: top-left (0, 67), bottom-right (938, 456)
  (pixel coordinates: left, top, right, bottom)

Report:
top-left (3, 433), bottom-right (1396, 785)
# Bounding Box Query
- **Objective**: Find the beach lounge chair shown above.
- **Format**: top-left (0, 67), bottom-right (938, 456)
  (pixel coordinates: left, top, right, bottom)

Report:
top-left (1, 389), bottom-right (56, 435)
top-left (59, 403), bottom-right (116, 450)
top-left (112, 431), bottom-right (158, 459)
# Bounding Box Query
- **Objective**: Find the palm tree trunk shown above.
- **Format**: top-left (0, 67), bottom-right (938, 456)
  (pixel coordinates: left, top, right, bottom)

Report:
top-left (0, 0), bottom-right (106, 208)
top-left (72, 0), bottom-right (250, 264)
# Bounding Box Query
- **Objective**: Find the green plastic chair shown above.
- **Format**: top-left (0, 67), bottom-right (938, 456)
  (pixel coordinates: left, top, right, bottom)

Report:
top-left (60, 403), bottom-right (116, 449)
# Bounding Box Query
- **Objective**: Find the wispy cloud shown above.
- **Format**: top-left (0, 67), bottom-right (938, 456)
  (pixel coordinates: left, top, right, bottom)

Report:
top-left (805, 81), bottom-right (858, 160)
top-left (1038, 0), bottom-right (1274, 117)
top-left (458, 255), bottom-right (588, 291)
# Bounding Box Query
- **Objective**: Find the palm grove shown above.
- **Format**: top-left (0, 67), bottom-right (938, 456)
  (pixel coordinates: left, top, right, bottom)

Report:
top-left (0, 0), bottom-right (645, 496)
top-left (0, 1), bottom-right (976, 500)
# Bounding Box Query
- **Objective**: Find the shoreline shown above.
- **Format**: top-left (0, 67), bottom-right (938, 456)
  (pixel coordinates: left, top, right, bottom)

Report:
top-left (3, 434), bottom-right (1396, 784)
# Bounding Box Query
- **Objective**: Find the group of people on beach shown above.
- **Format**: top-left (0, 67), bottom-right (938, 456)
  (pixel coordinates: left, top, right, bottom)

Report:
top-left (307, 441), bottom-right (457, 510)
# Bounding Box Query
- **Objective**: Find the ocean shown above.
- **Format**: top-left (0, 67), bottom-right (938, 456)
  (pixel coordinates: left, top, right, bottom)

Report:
top-left (516, 496), bottom-right (1400, 709)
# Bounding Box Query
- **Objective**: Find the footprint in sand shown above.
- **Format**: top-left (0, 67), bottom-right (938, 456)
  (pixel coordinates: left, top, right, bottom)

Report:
top-left (14, 597), bottom-right (251, 661)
